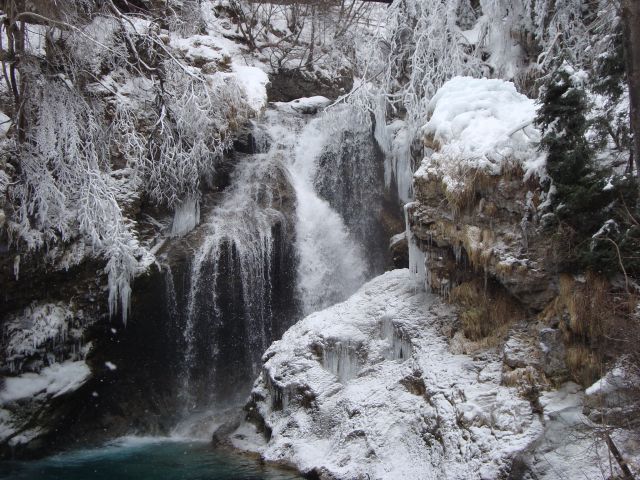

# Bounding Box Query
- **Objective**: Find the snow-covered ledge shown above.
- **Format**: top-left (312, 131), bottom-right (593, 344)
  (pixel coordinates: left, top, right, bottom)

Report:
top-left (231, 269), bottom-right (542, 479)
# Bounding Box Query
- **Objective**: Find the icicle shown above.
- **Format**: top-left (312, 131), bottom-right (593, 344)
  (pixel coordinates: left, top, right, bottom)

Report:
top-left (171, 197), bottom-right (200, 237)
top-left (392, 125), bottom-right (415, 204)
top-left (380, 315), bottom-right (413, 361)
top-left (374, 96), bottom-right (392, 156)
top-left (13, 255), bottom-right (20, 281)
top-left (322, 342), bottom-right (361, 383)
top-left (440, 279), bottom-right (451, 299)
top-left (453, 244), bottom-right (463, 264)
top-left (404, 203), bottom-right (426, 290)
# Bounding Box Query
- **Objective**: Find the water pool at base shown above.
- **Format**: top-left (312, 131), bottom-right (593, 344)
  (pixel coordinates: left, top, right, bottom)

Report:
top-left (0, 438), bottom-right (302, 480)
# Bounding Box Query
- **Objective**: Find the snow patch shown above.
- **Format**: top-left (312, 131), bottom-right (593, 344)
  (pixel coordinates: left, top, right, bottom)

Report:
top-left (0, 111), bottom-right (10, 138)
top-left (0, 361), bottom-right (91, 404)
top-left (232, 65), bottom-right (269, 114)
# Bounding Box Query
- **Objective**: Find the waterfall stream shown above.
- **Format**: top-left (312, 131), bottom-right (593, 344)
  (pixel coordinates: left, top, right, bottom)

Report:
top-left (163, 101), bottom-right (388, 437)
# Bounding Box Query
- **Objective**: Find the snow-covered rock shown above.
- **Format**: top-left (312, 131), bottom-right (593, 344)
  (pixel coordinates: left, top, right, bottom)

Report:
top-left (0, 360), bottom-right (91, 404)
top-left (521, 382), bottom-right (640, 479)
top-left (584, 364), bottom-right (640, 412)
top-left (232, 269), bottom-right (542, 479)
top-left (416, 76), bottom-right (544, 192)
top-left (0, 360), bottom-right (92, 446)
top-left (232, 65), bottom-right (270, 114)
top-left (288, 96), bottom-right (332, 114)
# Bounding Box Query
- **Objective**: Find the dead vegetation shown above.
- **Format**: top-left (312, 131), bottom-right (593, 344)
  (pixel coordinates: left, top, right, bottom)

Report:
top-left (434, 162), bottom-right (526, 218)
top-left (449, 278), bottom-right (524, 344)
top-left (542, 272), bottom-right (639, 387)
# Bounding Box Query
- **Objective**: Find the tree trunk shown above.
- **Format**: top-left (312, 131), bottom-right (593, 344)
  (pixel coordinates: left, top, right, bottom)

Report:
top-left (622, 0), bottom-right (640, 178)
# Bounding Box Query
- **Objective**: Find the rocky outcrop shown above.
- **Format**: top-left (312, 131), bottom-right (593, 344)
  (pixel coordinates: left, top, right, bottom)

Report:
top-left (400, 81), bottom-right (640, 478)
top-left (267, 69), bottom-right (353, 103)
top-left (409, 168), bottom-right (557, 313)
top-left (231, 270), bottom-right (542, 479)
top-left (405, 77), bottom-right (557, 315)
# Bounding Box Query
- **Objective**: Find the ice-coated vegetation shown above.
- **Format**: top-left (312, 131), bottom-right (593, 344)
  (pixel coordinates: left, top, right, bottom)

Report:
top-left (1, 2), bottom-right (256, 323)
top-left (4, 303), bottom-right (75, 372)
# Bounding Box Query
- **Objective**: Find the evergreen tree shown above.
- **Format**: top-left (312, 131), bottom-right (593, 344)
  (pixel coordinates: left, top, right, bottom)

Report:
top-left (536, 64), bottom-right (639, 274)
top-left (537, 65), bottom-right (604, 226)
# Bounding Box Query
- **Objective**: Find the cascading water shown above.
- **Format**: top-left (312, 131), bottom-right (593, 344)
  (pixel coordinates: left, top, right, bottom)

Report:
top-left (284, 105), bottom-right (372, 314)
top-left (163, 99), bottom-right (388, 435)
top-left (176, 152), bottom-right (297, 412)
top-left (311, 107), bottom-right (389, 275)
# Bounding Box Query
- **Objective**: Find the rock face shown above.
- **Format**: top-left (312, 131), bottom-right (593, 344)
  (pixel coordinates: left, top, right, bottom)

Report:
top-left (231, 270), bottom-right (541, 479)
top-left (409, 173), bottom-right (557, 313)
top-left (402, 78), bottom-right (601, 396)
top-left (267, 69), bottom-right (353, 103)
top-left (407, 77), bottom-right (557, 314)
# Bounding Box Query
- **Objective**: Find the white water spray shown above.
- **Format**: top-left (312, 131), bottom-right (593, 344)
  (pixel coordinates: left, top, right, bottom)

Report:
top-left (261, 104), bottom-right (369, 314)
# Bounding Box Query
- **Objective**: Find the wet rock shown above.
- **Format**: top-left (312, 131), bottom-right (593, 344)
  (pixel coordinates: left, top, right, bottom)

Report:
top-left (211, 410), bottom-right (244, 447)
top-left (389, 233), bottom-right (409, 269)
top-left (267, 69), bottom-right (353, 102)
top-left (539, 328), bottom-right (567, 378)
top-left (233, 122), bottom-right (271, 155)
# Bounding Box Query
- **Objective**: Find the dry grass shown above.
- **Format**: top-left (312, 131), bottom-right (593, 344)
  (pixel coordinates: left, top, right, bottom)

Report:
top-left (566, 345), bottom-right (602, 386)
top-left (541, 272), bottom-right (639, 386)
top-left (450, 279), bottom-right (524, 344)
top-left (544, 273), bottom-right (608, 341)
top-left (442, 162), bottom-right (525, 217)
top-left (428, 220), bottom-right (494, 272)
top-left (502, 365), bottom-right (550, 390)
top-left (443, 168), bottom-right (498, 217)
top-left (500, 160), bottom-right (525, 181)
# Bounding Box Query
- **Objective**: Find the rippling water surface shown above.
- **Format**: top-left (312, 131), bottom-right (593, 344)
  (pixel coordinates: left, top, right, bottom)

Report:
top-left (0, 438), bottom-right (302, 480)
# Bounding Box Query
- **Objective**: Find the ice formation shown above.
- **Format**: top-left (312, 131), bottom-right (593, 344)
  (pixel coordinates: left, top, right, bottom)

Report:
top-left (171, 197), bottom-right (200, 237)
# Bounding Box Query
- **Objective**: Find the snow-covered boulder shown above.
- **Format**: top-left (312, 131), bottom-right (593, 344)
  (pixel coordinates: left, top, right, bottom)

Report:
top-left (0, 360), bottom-right (92, 447)
top-left (232, 270), bottom-right (541, 479)
top-left (584, 364), bottom-right (640, 412)
top-left (416, 76), bottom-right (543, 193)
top-left (288, 96), bottom-right (332, 115)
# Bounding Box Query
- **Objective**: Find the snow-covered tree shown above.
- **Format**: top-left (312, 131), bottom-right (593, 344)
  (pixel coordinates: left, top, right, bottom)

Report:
top-left (621, 0), bottom-right (640, 177)
top-left (0, 0), bottom-right (250, 323)
top-left (536, 64), bottom-right (639, 274)
top-left (228, 0), bottom-right (376, 73)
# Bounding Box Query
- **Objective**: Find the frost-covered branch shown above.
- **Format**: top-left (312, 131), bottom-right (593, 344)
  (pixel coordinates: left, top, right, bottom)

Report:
top-left (1, 0), bottom-right (251, 323)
